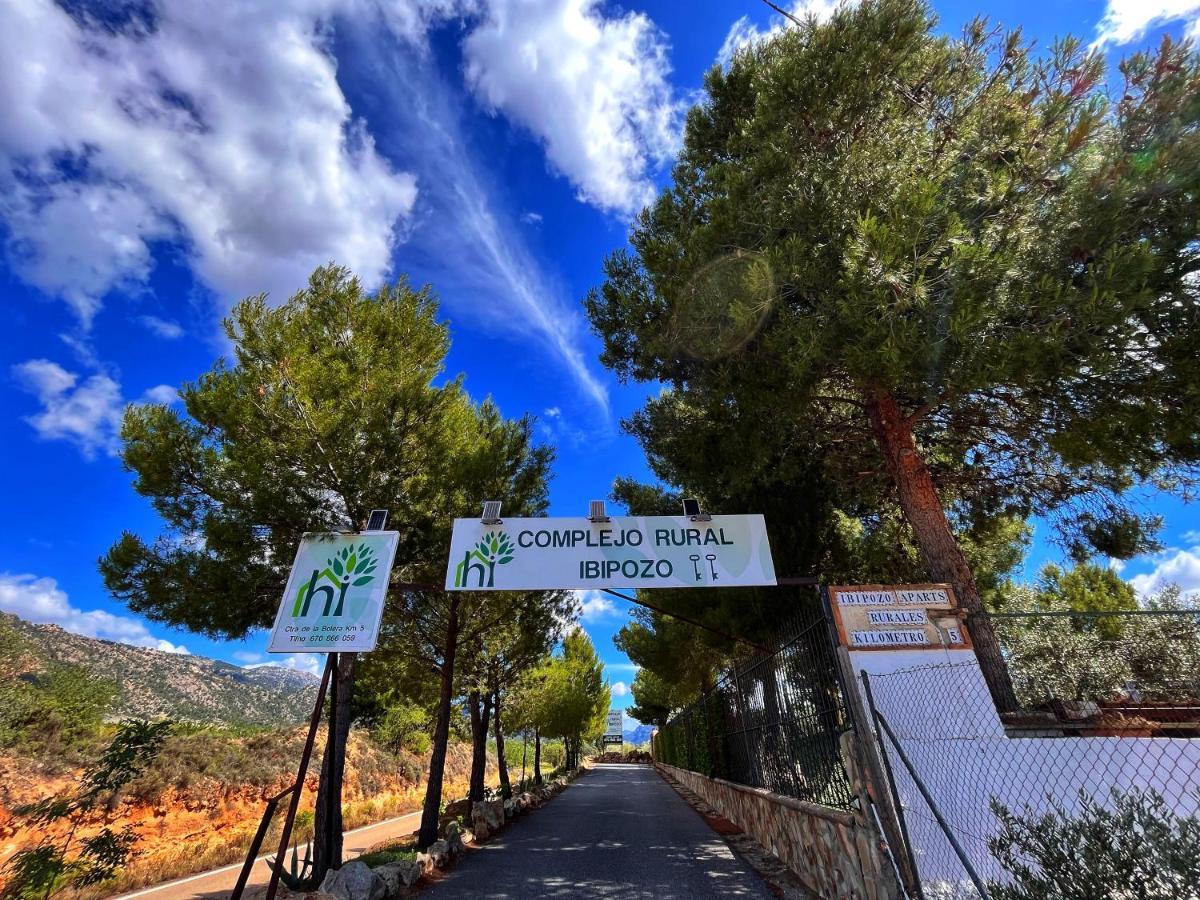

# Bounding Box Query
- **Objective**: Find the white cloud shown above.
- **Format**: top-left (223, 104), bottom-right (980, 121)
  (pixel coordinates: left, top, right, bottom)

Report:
top-left (248, 654), bottom-right (322, 676)
top-left (543, 406), bottom-right (561, 419)
top-left (1093, 0), bottom-right (1200, 48)
top-left (0, 572), bottom-right (189, 654)
top-left (520, 211), bottom-right (543, 225)
top-left (604, 662), bottom-right (640, 674)
top-left (12, 358), bottom-right (177, 458)
top-left (719, 0), bottom-right (854, 65)
top-left (138, 315), bottom-right (185, 340)
top-left (1108, 557), bottom-right (1127, 573)
top-left (1128, 547), bottom-right (1200, 598)
top-left (13, 360), bottom-right (123, 458)
top-left (463, 0), bottom-right (680, 217)
top-left (0, 0), bottom-right (417, 326)
top-left (611, 680), bottom-right (629, 697)
top-left (141, 384), bottom-right (179, 405)
top-left (1182, 530), bottom-right (1200, 547)
top-left (577, 589), bottom-right (618, 620)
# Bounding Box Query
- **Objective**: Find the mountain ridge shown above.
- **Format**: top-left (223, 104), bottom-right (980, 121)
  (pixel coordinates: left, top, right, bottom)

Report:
top-left (0, 611), bottom-right (319, 727)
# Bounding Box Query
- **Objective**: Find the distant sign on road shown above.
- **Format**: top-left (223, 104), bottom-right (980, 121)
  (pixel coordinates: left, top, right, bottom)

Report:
top-left (268, 532), bottom-right (399, 653)
top-left (604, 709), bottom-right (623, 744)
top-left (829, 584), bottom-right (971, 651)
top-left (445, 515), bottom-right (776, 590)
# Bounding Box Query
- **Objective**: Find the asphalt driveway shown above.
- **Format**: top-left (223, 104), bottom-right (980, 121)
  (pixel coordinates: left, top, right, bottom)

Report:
top-left (427, 764), bottom-right (773, 899)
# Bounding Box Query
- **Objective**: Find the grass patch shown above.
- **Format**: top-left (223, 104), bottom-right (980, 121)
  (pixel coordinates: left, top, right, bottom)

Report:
top-left (358, 840), bottom-right (418, 868)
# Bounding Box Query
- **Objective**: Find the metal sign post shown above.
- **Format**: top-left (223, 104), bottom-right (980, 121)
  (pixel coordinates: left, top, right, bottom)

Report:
top-left (234, 513), bottom-right (395, 900)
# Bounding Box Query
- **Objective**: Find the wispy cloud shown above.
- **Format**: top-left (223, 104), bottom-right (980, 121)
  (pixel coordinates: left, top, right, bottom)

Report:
top-left (611, 680), bottom-right (629, 696)
top-left (137, 315), bottom-right (184, 340)
top-left (0, 572), bottom-right (188, 653)
top-left (719, 1), bottom-right (856, 65)
top-left (354, 22), bottom-right (610, 414)
top-left (1093, 0), bottom-right (1200, 48)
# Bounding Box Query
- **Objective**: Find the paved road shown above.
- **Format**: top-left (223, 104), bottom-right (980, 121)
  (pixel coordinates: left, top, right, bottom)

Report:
top-left (113, 810), bottom-right (424, 900)
top-left (428, 764), bottom-right (773, 899)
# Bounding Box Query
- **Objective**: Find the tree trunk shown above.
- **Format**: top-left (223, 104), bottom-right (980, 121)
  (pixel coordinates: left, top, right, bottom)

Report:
top-left (864, 386), bottom-right (1019, 713)
top-left (520, 730), bottom-right (528, 789)
top-left (418, 596), bottom-right (459, 848)
top-left (467, 689), bottom-right (493, 810)
top-left (532, 726), bottom-right (543, 785)
top-left (492, 688), bottom-right (511, 798)
top-left (313, 653), bottom-right (356, 880)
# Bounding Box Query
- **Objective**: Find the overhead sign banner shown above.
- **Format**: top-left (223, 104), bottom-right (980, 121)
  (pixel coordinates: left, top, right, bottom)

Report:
top-left (444, 515), bottom-right (776, 591)
top-left (268, 532), bottom-right (399, 653)
top-left (828, 584), bottom-right (971, 651)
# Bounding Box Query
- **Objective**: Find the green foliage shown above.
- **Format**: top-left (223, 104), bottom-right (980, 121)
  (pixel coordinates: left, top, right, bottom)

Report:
top-left (0, 649), bottom-right (118, 753)
top-left (626, 668), bottom-right (688, 728)
top-left (101, 264), bottom-right (551, 641)
top-left (586, 0), bottom-right (1200, 705)
top-left (537, 739), bottom-right (565, 772)
top-left (987, 787), bottom-right (1200, 899)
top-left (357, 843), bottom-right (417, 868)
top-left (271, 841), bottom-right (313, 891)
top-left (1000, 581), bottom-right (1200, 705)
top-left (372, 702), bottom-right (431, 756)
top-left (522, 629), bottom-right (609, 770)
top-left (1, 720), bottom-right (171, 899)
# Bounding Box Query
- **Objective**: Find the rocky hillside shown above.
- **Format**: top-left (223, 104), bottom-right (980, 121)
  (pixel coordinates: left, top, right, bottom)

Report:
top-left (0, 612), bottom-right (319, 727)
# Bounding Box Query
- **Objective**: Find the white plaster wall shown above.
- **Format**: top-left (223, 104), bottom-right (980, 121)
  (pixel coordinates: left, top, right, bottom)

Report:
top-left (848, 647), bottom-right (1200, 895)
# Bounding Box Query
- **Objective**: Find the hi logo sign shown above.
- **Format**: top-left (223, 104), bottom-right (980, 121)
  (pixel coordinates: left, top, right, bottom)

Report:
top-left (291, 542), bottom-right (380, 617)
top-left (268, 532), bottom-right (399, 653)
top-left (453, 531), bottom-right (516, 588)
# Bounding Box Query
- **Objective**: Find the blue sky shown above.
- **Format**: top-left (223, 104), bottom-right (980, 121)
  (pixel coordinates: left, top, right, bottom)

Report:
top-left (1, 0), bottom-right (1199, 727)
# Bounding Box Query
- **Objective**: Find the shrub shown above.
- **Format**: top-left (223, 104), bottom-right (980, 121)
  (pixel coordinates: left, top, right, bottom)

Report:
top-left (987, 787), bottom-right (1200, 899)
top-left (358, 841), bottom-right (417, 868)
top-left (372, 703), bottom-right (431, 756)
top-left (1, 720), bottom-right (172, 899)
top-left (539, 740), bottom-right (565, 770)
top-left (0, 663), bottom-right (118, 754)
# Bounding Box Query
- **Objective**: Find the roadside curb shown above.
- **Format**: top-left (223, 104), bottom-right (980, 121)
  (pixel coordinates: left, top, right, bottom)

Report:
top-left (655, 767), bottom-right (817, 900)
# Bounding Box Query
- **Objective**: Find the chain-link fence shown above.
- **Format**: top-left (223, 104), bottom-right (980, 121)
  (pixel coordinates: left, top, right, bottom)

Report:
top-left (861, 609), bottom-right (1200, 899)
top-left (653, 601), bottom-right (857, 810)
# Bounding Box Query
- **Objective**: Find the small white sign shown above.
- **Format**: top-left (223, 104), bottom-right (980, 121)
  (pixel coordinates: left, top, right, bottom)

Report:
top-left (268, 532), bottom-right (399, 653)
top-left (444, 515), bottom-right (776, 590)
top-left (604, 709), bottom-right (623, 742)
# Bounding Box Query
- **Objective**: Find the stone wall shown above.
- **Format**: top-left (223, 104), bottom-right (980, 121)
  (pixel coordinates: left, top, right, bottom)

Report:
top-left (657, 763), bottom-right (897, 900)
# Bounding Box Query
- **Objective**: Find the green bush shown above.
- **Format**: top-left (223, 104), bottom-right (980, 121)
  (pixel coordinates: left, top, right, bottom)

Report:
top-left (987, 787), bottom-right (1200, 899)
top-left (372, 703), bottom-right (431, 756)
top-left (0, 663), bottom-right (118, 755)
top-left (1, 720), bottom-right (171, 899)
top-left (539, 739), bottom-right (565, 770)
top-left (358, 842), bottom-right (416, 868)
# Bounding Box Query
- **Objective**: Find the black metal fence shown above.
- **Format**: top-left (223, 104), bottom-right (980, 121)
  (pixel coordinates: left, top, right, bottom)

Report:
top-left (653, 601), bottom-right (856, 810)
top-left (862, 609), bottom-right (1200, 899)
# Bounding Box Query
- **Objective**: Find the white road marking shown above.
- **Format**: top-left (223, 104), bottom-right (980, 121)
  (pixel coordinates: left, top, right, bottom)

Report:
top-left (113, 811), bottom-right (423, 899)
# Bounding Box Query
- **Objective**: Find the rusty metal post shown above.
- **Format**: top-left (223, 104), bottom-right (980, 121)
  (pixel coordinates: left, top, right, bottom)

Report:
top-left (229, 783), bottom-right (297, 900)
top-left (262, 652), bottom-right (336, 900)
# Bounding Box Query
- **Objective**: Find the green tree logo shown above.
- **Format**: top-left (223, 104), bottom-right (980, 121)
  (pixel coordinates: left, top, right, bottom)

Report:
top-left (328, 542), bottom-right (379, 586)
top-left (454, 531), bottom-right (515, 587)
top-left (292, 541), bottom-right (380, 616)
